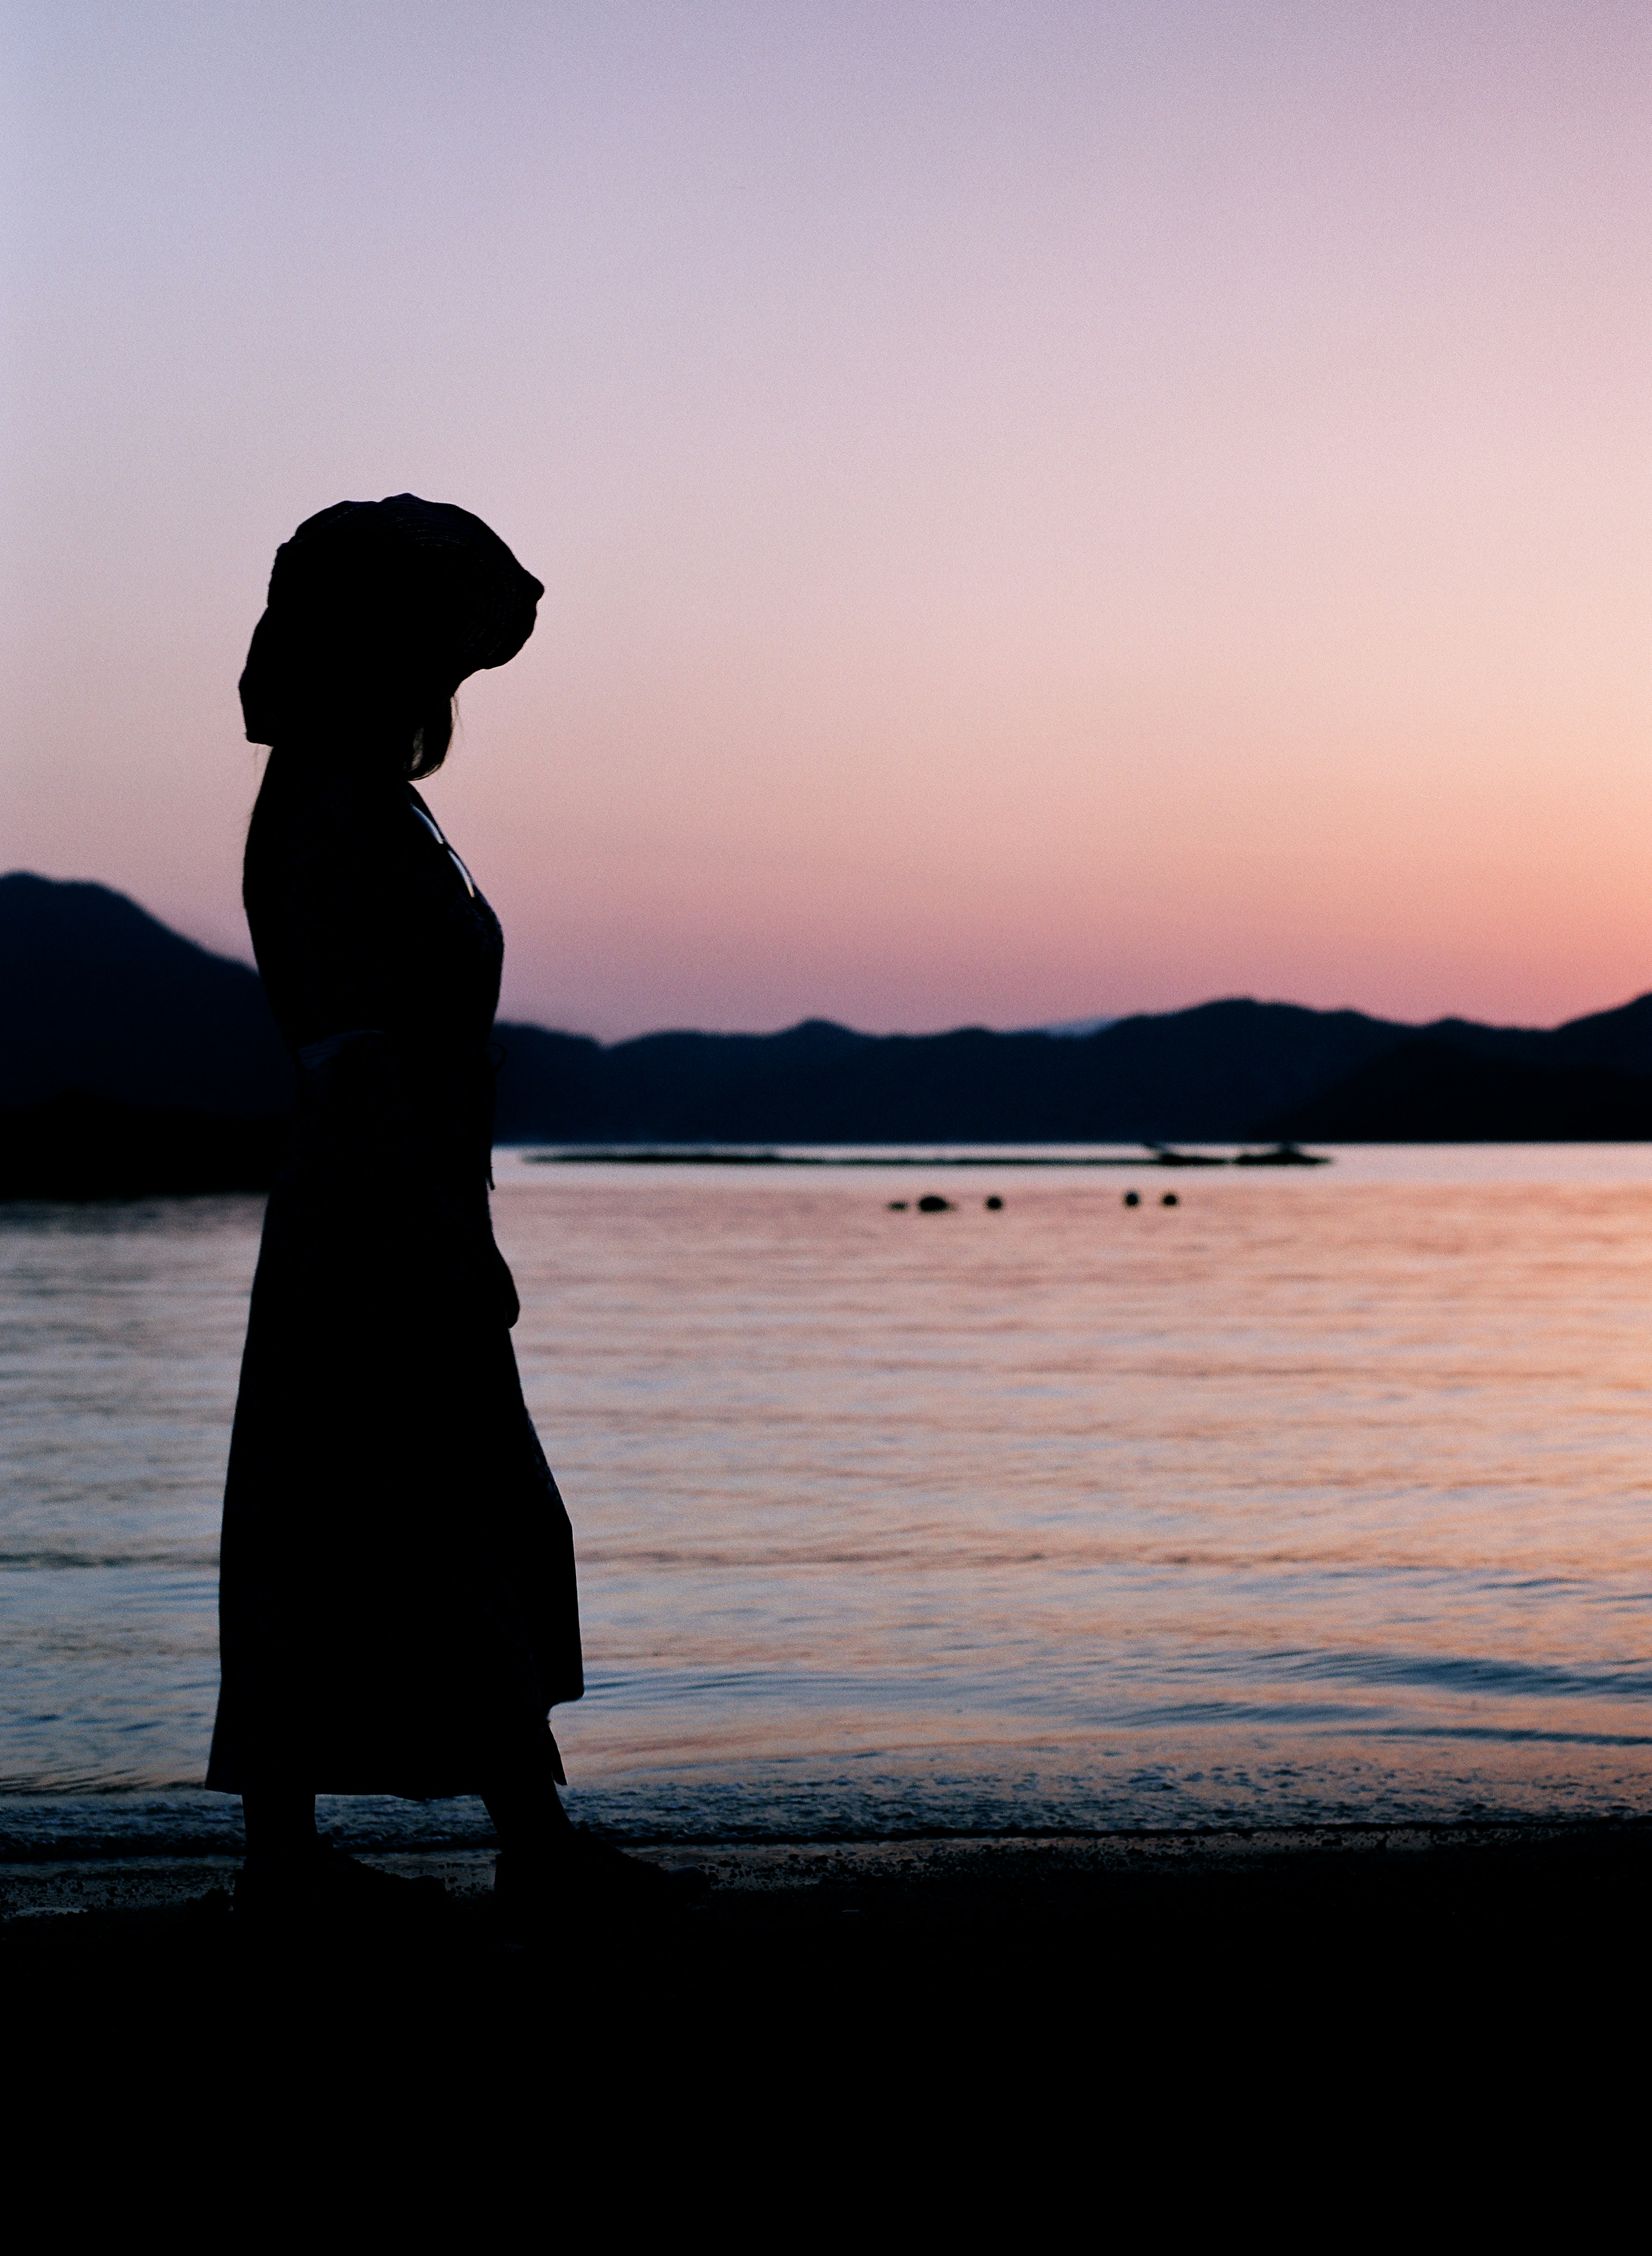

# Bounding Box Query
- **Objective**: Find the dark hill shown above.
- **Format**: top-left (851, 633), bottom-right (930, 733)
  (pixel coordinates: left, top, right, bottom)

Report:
top-left (495, 993), bottom-right (1652, 1144)
top-left (0, 872), bottom-right (292, 1116)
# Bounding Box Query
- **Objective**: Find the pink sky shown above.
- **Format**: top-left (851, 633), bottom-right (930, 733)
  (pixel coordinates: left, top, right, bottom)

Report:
top-left (4, 2), bottom-right (1651, 1037)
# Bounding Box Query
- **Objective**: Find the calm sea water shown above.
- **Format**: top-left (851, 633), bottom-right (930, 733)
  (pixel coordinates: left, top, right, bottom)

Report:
top-left (5, 1146), bottom-right (1652, 1848)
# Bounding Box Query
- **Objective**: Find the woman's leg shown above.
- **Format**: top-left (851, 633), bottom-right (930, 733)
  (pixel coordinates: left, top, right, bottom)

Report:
top-left (242, 1786), bottom-right (319, 1862)
top-left (482, 1750), bottom-right (572, 1863)
top-left (483, 1739), bottom-right (695, 1918)
top-left (235, 1787), bottom-right (445, 1921)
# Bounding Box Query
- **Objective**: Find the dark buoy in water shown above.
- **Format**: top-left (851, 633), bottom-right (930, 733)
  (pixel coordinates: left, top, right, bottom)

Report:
top-left (917, 1193), bottom-right (953, 1213)
top-left (984, 1195), bottom-right (1003, 1210)
top-left (1123, 1190), bottom-right (1140, 1207)
top-left (887, 1200), bottom-right (909, 1211)
top-left (1161, 1192), bottom-right (1178, 1206)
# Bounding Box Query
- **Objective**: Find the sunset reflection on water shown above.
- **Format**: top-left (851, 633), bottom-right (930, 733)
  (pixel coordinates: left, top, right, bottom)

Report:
top-left (5, 1145), bottom-right (1652, 1838)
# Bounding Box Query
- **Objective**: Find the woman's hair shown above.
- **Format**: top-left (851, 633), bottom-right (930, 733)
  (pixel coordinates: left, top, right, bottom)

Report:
top-left (411, 696), bottom-right (455, 781)
top-left (239, 495), bottom-right (542, 775)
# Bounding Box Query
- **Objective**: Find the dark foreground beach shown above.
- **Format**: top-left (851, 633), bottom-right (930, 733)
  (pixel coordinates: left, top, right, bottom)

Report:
top-left (7, 1818), bottom-right (1649, 2159)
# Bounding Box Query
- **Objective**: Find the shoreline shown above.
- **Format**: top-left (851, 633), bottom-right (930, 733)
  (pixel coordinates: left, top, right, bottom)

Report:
top-left (7, 1811), bottom-right (1648, 1916)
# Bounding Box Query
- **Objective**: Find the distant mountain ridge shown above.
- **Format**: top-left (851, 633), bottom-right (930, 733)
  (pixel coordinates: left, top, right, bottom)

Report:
top-left (484, 1002), bottom-right (1652, 1142)
top-left (6, 871), bottom-right (1652, 1155)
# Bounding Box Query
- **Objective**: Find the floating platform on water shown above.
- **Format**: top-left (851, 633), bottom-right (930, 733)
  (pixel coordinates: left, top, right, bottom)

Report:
top-left (523, 1143), bottom-right (1332, 1168)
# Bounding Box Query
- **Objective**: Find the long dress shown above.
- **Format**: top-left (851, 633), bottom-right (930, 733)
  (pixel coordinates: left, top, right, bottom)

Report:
top-left (205, 745), bottom-right (582, 1796)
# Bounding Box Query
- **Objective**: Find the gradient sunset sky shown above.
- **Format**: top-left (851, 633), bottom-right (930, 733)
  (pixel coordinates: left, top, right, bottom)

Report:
top-left (4, 2), bottom-right (1649, 1037)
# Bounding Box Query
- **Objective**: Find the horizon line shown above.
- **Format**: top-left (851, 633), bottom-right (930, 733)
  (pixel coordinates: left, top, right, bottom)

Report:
top-left (8, 868), bottom-right (1651, 1050)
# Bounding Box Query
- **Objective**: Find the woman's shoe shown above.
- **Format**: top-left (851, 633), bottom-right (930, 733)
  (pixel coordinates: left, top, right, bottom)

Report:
top-left (493, 1832), bottom-right (709, 1938)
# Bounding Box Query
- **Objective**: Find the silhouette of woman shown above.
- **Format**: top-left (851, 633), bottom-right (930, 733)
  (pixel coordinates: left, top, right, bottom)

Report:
top-left (209, 496), bottom-right (668, 1924)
